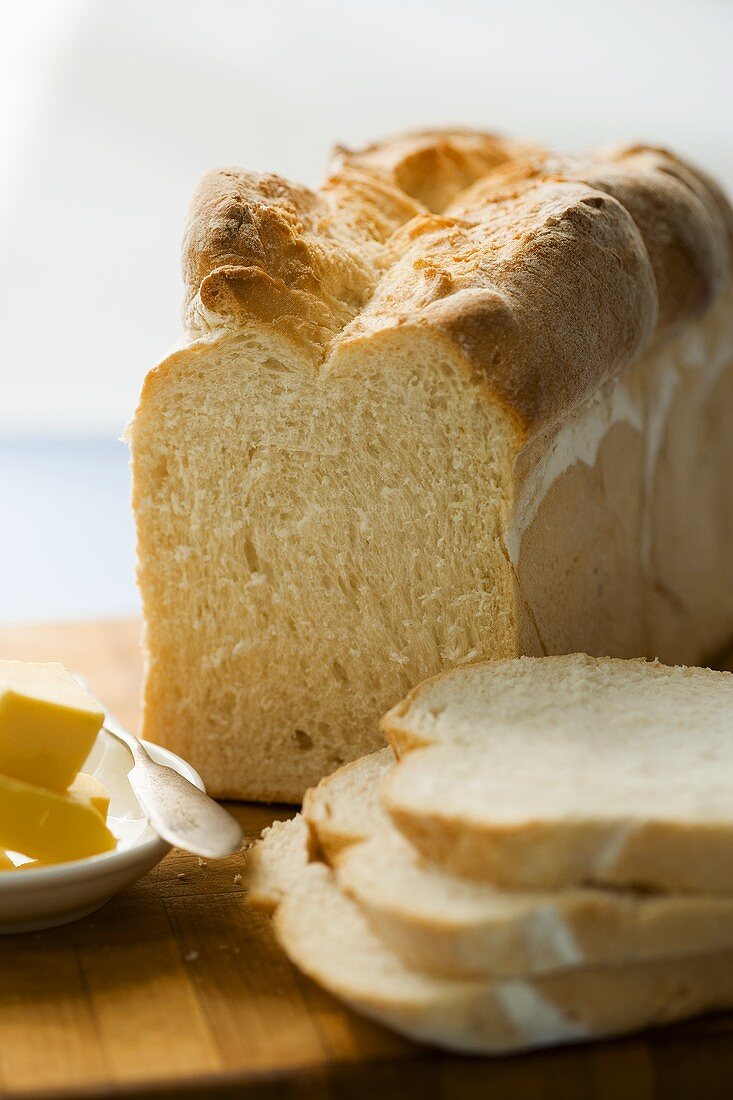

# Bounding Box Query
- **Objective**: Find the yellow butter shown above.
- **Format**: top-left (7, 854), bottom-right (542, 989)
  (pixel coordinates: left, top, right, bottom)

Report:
top-left (0, 774), bottom-right (117, 863)
top-left (0, 661), bottom-right (104, 792)
top-left (69, 772), bottom-right (110, 820)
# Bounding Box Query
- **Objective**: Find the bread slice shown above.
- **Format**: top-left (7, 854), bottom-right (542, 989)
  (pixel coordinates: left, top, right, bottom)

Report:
top-left (130, 129), bottom-right (733, 801)
top-left (302, 747), bottom-right (394, 860)
top-left (303, 750), bottom-right (733, 978)
top-left (249, 814), bottom-right (733, 1055)
top-left (382, 654), bottom-right (733, 893)
top-left (246, 815), bottom-right (313, 912)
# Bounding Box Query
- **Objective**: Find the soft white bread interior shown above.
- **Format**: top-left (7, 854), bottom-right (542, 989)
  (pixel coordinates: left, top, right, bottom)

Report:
top-left (247, 814), bottom-right (312, 912)
top-left (302, 746), bottom-right (394, 861)
top-left (302, 749), bottom-right (733, 978)
top-left (248, 814), bottom-right (733, 1055)
top-left (130, 130), bottom-right (733, 801)
top-left (382, 655), bottom-right (733, 892)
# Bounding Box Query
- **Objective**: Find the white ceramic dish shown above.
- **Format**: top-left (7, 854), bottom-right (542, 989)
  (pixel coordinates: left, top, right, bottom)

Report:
top-left (0, 729), bottom-right (204, 934)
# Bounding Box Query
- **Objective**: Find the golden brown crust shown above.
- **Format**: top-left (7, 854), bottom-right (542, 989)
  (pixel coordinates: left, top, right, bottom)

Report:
top-left (588, 145), bottom-right (730, 327)
top-left (332, 128), bottom-right (536, 213)
top-left (182, 168), bottom-right (375, 350)
top-left (182, 129), bottom-right (732, 435)
top-left (339, 172), bottom-right (658, 433)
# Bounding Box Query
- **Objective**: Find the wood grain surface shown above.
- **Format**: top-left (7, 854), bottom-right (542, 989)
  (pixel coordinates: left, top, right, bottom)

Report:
top-left (1, 620), bottom-right (733, 1099)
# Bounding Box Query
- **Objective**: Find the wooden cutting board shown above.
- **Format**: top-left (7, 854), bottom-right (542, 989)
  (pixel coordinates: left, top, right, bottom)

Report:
top-left (2, 621), bottom-right (733, 1099)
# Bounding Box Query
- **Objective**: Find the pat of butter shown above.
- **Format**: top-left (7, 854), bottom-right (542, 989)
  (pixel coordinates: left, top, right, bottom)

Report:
top-left (0, 661), bottom-right (104, 792)
top-left (70, 772), bottom-right (110, 820)
top-left (0, 774), bottom-right (117, 863)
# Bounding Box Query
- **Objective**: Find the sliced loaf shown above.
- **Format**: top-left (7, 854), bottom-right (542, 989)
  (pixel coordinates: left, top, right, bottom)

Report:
top-left (249, 815), bottom-right (733, 1055)
top-left (130, 129), bottom-right (733, 802)
top-left (382, 654), bottom-right (733, 892)
top-left (303, 751), bottom-right (733, 978)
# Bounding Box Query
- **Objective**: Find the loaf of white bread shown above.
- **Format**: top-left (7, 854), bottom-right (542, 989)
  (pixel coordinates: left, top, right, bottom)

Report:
top-left (130, 130), bottom-right (733, 800)
top-left (247, 657), bottom-right (733, 1054)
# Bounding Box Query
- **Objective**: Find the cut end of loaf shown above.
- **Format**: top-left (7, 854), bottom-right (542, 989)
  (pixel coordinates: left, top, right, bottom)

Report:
top-left (131, 326), bottom-right (517, 800)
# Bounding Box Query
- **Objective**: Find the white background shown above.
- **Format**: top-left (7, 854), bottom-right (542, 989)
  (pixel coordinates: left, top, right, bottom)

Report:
top-left (1, 0), bottom-right (732, 620)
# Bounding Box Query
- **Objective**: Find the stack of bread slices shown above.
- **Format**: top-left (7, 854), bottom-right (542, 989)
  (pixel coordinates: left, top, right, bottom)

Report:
top-left (247, 655), bottom-right (733, 1055)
